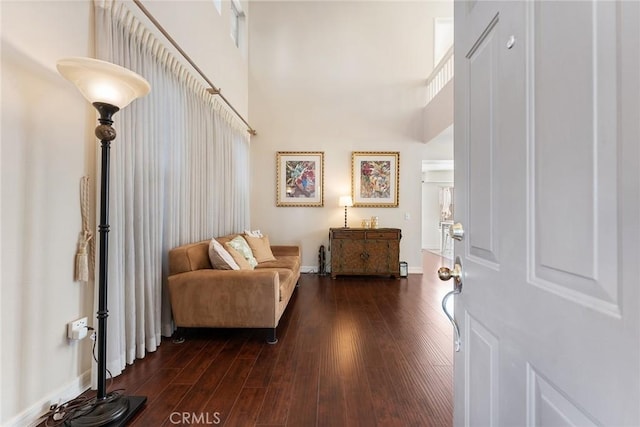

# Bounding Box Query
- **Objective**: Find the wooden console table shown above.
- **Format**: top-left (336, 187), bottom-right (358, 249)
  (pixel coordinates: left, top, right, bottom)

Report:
top-left (329, 228), bottom-right (401, 279)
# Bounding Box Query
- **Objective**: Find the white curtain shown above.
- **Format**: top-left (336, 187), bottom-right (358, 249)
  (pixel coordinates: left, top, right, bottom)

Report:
top-left (94, 0), bottom-right (250, 377)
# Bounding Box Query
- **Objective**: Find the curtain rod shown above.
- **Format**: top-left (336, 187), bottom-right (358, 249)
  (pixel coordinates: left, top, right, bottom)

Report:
top-left (132, 0), bottom-right (257, 136)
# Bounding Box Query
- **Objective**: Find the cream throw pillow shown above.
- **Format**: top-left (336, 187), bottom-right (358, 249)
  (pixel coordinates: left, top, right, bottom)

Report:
top-left (244, 235), bottom-right (276, 263)
top-left (226, 236), bottom-right (258, 268)
top-left (244, 229), bottom-right (263, 238)
top-left (208, 238), bottom-right (240, 270)
top-left (224, 242), bottom-right (254, 270)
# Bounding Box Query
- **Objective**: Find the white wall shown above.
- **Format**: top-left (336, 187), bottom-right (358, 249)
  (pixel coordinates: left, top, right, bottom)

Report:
top-left (249, 1), bottom-right (452, 273)
top-left (1, 2), bottom-right (95, 424)
top-left (0, 1), bottom-right (248, 425)
top-left (423, 78), bottom-right (453, 142)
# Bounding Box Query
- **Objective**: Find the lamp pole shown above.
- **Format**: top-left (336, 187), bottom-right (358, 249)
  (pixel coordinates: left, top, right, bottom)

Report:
top-left (94, 102), bottom-right (119, 400)
top-left (339, 196), bottom-right (352, 228)
top-left (344, 205), bottom-right (348, 228)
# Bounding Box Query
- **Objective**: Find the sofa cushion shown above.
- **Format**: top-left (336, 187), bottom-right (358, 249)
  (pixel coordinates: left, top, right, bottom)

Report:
top-left (226, 236), bottom-right (258, 268)
top-left (253, 268), bottom-right (294, 302)
top-left (256, 255), bottom-right (300, 272)
top-left (208, 238), bottom-right (240, 270)
top-left (224, 243), bottom-right (254, 270)
top-left (215, 233), bottom-right (239, 245)
top-left (244, 235), bottom-right (277, 263)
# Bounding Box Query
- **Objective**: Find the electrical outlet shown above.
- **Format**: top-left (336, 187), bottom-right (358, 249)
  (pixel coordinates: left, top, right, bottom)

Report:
top-left (67, 317), bottom-right (88, 340)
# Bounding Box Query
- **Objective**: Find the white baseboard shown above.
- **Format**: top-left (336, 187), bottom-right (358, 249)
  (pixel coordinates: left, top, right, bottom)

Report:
top-left (6, 369), bottom-right (91, 427)
top-left (300, 265), bottom-right (319, 274)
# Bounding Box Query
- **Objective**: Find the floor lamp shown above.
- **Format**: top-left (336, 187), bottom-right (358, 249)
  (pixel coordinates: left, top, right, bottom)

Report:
top-left (57, 57), bottom-right (150, 426)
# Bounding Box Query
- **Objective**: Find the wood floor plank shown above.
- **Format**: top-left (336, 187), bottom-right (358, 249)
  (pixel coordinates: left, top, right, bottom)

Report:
top-left (130, 383), bottom-right (190, 427)
top-left (255, 384), bottom-right (292, 425)
top-left (173, 340), bottom-right (225, 385)
top-left (201, 357), bottom-right (256, 425)
top-left (224, 387), bottom-right (268, 427)
top-left (161, 338), bottom-right (208, 370)
top-left (131, 368), bottom-right (182, 403)
top-left (318, 330), bottom-right (349, 427)
top-left (169, 336), bottom-right (248, 416)
top-left (286, 351), bottom-right (320, 427)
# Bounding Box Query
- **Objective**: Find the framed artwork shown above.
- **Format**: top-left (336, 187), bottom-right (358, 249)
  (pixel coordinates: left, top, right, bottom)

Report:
top-left (351, 151), bottom-right (399, 207)
top-left (276, 151), bottom-right (324, 207)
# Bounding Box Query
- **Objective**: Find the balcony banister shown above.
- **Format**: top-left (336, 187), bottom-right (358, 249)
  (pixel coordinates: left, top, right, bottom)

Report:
top-left (426, 45), bottom-right (454, 104)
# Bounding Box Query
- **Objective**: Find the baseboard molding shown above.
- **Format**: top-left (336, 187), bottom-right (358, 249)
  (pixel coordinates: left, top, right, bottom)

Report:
top-left (300, 265), bottom-right (319, 274)
top-left (6, 369), bottom-right (91, 427)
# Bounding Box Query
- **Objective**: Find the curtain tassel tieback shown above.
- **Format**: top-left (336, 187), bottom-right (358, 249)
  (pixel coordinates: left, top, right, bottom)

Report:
top-left (75, 231), bottom-right (93, 282)
top-left (75, 176), bottom-right (94, 282)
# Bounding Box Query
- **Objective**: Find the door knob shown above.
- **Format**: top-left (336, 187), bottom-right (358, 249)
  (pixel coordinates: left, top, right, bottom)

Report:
top-left (438, 264), bottom-right (461, 282)
top-left (438, 257), bottom-right (463, 288)
top-left (448, 223), bottom-right (465, 241)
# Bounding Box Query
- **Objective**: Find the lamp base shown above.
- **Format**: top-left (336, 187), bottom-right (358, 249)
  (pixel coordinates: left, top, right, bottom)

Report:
top-left (65, 395), bottom-right (146, 427)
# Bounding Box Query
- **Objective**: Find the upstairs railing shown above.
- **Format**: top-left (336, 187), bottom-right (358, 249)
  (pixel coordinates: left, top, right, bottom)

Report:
top-left (426, 45), bottom-right (454, 104)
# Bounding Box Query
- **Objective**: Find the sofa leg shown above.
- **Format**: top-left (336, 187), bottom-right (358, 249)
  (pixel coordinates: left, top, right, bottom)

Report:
top-left (266, 328), bottom-right (278, 344)
top-left (172, 327), bottom-right (186, 344)
top-left (296, 280), bottom-right (300, 288)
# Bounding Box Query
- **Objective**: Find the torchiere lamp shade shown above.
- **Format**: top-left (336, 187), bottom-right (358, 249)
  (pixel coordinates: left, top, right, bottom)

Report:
top-left (57, 57), bottom-right (150, 108)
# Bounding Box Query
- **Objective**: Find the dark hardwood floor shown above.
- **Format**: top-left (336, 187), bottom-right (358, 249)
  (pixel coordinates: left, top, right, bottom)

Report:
top-left (102, 251), bottom-right (453, 426)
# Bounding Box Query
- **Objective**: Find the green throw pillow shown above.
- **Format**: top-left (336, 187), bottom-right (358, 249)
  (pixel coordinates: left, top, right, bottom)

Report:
top-left (227, 236), bottom-right (258, 268)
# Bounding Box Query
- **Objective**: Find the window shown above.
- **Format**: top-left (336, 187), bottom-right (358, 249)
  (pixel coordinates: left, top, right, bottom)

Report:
top-left (230, 0), bottom-right (245, 48)
top-left (213, 0), bottom-right (221, 15)
top-left (434, 17), bottom-right (454, 65)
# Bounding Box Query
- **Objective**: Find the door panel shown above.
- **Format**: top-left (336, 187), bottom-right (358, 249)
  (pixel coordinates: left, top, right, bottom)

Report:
top-left (529, 1), bottom-right (620, 314)
top-left (467, 15), bottom-right (500, 266)
top-left (453, 1), bottom-right (639, 426)
top-left (526, 365), bottom-right (599, 426)
top-left (528, 2), bottom-right (620, 316)
top-left (465, 313), bottom-right (499, 427)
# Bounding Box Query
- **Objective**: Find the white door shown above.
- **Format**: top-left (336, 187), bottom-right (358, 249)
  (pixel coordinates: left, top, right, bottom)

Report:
top-left (450, 1), bottom-right (640, 425)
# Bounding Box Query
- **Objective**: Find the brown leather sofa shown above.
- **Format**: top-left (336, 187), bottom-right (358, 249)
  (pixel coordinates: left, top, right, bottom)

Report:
top-left (167, 236), bottom-right (300, 343)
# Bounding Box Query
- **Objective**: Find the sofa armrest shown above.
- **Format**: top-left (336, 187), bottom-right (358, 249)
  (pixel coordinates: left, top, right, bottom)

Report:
top-left (168, 269), bottom-right (280, 328)
top-left (270, 245), bottom-right (300, 257)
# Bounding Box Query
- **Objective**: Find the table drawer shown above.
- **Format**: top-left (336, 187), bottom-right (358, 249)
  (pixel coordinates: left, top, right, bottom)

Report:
top-left (331, 230), bottom-right (366, 239)
top-left (365, 231), bottom-right (399, 240)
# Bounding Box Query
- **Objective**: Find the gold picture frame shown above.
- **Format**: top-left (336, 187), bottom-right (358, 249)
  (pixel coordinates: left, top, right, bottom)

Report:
top-left (276, 151), bottom-right (324, 207)
top-left (351, 151), bottom-right (399, 207)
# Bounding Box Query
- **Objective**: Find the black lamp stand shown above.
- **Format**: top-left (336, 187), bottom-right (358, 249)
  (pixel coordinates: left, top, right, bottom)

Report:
top-left (343, 205), bottom-right (349, 228)
top-left (66, 102), bottom-right (146, 426)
